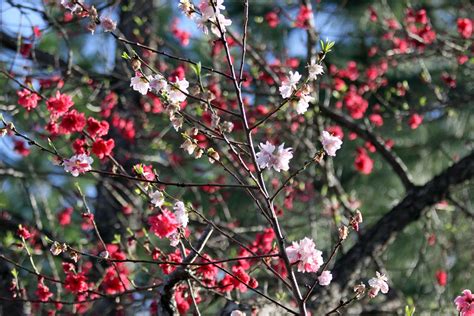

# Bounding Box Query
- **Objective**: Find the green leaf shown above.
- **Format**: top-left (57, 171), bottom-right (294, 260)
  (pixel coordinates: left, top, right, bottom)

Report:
top-left (11, 268), bottom-right (18, 278)
top-left (405, 305), bottom-right (416, 316)
top-left (121, 52), bottom-right (131, 60)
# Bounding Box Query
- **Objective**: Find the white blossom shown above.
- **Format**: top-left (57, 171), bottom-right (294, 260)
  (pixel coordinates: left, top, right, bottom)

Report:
top-left (308, 61), bottom-right (324, 80)
top-left (181, 139), bottom-right (197, 155)
top-left (149, 74), bottom-right (168, 92)
top-left (295, 93), bottom-right (314, 114)
top-left (173, 201), bottom-right (189, 228)
top-left (150, 190), bottom-right (164, 208)
top-left (368, 271), bottom-right (389, 298)
top-left (130, 74), bottom-right (151, 95)
top-left (167, 77), bottom-right (189, 104)
top-left (320, 130), bottom-right (343, 157)
top-left (279, 71), bottom-right (301, 98)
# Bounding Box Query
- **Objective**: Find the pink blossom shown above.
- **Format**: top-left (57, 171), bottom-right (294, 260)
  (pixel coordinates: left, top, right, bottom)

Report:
top-left (63, 154), bottom-right (93, 177)
top-left (455, 289), bottom-right (474, 316)
top-left (256, 141), bottom-right (293, 172)
top-left (368, 271), bottom-right (389, 298)
top-left (286, 237), bottom-right (323, 273)
top-left (318, 270), bottom-right (333, 286)
top-left (100, 16), bottom-right (117, 32)
top-left (320, 130), bottom-right (343, 157)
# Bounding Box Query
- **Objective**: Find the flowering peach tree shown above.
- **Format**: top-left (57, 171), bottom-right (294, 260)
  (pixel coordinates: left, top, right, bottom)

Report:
top-left (0, 0), bottom-right (473, 315)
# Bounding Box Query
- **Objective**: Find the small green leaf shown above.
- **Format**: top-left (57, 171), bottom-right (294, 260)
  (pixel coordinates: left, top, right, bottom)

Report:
top-left (11, 268), bottom-right (18, 278)
top-left (121, 52), bottom-right (130, 60)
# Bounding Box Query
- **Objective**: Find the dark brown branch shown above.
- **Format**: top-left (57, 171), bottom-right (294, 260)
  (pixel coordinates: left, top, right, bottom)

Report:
top-left (318, 104), bottom-right (414, 190)
top-left (309, 150), bottom-right (474, 312)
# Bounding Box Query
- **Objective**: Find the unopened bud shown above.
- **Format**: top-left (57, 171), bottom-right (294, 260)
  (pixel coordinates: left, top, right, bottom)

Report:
top-left (338, 226), bottom-right (348, 240)
top-left (131, 58), bottom-right (141, 71)
top-left (353, 282), bottom-right (366, 299)
top-left (207, 148), bottom-right (220, 164)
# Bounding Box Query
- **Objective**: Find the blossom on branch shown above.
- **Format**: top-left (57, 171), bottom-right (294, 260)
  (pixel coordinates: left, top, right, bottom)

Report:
top-left (368, 271), bottom-right (389, 298)
top-left (308, 61), bottom-right (324, 80)
top-left (318, 270), bottom-right (333, 286)
top-left (130, 74), bottom-right (151, 95)
top-left (279, 71), bottom-right (301, 98)
top-left (256, 141), bottom-right (293, 172)
top-left (150, 190), bottom-right (164, 208)
top-left (455, 289), bottom-right (474, 316)
top-left (100, 16), bottom-right (116, 32)
top-left (320, 130), bottom-right (343, 157)
top-left (286, 237), bottom-right (324, 273)
top-left (63, 154), bottom-right (93, 177)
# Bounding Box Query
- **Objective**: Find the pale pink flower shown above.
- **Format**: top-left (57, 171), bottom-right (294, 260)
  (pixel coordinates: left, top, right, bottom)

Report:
top-left (150, 190), bottom-right (164, 208)
top-left (149, 74), bottom-right (168, 92)
top-left (130, 74), bottom-right (151, 95)
top-left (308, 61), bottom-right (324, 80)
top-left (167, 77), bottom-right (189, 104)
top-left (455, 289), bottom-right (474, 316)
top-left (173, 201), bottom-right (189, 228)
top-left (368, 271), bottom-right (389, 298)
top-left (63, 154), bottom-right (93, 177)
top-left (320, 130), bottom-right (343, 157)
top-left (230, 311), bottom-right (246, 316)
top-left (272, 144), bottom-right (293, 172)
top-left (295, 92), bottom-right (313, 114)
top-left (279, 71), bottom-right (301, 98)
top-left (100, 16), bottom-right (116, 32)
top-left (286, 237), bottom-right (323, 273)
top-left (318, 270), bottom-right (333, 286)
top-left (256, 141), bottom-right (293, 172)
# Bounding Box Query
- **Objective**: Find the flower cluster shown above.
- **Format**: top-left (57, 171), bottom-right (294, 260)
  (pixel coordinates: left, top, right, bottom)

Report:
top-left (286, 237), bottom-right (324, 273)
top-left (256, 141), bottom-right (293, 172)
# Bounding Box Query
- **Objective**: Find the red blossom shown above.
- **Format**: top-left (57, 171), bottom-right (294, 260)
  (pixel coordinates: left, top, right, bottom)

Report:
top-left (57, 207), bottom-right (73, 226)
top-left (86, 118), bottom-right (109, 138)
top-left (265, 11), bottom-right (280, 28)
top-left (148, 209), bottom-right (179, 238)
top-left (294, 5), bottom-right (312, 29)
top-left (436, 270), bottom-right (447, 286)
top-left (46, 91), bottom-right (74, 119)
top-left (17, 89), bottom-right (40, 111)
top-left (457, 18), bottom-right (473, 39)
top-left (35, 281), bottom-right (53, 302)
top-left (91, 138), bottom-right (115, 159)
top-left (17, 225), bottom-right (32, 239)
top-left (14, 140), bottom-right (30, 156)
top-left (408, 113), bottom-right (423, 129)
top-left (354, 148), bottom-right (374, 175)
top-left (344, 90), bottom-right (368, 119)
top-left (64, 272), bottom-right (88, 294)
top-left (101, 266), bottom-right (129, 295)
top-left (369, 113), bottom-right (384, 127)
top-left (59, 110), bottom-right (86, 134)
